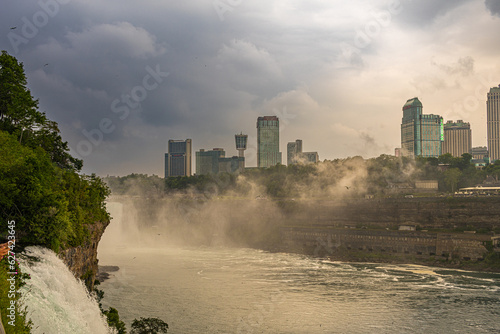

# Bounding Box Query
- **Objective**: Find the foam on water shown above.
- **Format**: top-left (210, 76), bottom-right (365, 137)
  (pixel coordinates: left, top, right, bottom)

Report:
top-left (19, 246), bottom-right (112, 334)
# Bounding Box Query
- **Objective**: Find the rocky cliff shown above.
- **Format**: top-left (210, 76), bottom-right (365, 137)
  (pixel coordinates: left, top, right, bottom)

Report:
top-left (279, 197), bottom-right (500, 272)
top-left (58, 220), bottom-right (109, 291)
top-left (284, 197), bottom-right (500, 231)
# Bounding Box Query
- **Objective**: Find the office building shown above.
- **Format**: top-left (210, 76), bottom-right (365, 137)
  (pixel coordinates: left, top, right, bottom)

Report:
top-left (257, 116), bottom-right (281, 168)
top-left (442, 120), bottom-right (471, 157)
top-left (219, 156), bottom-right (245, 174)
top-left (401, 97), bottom-right (443, 158)
top-left (471, 146), bottom-right (488, 160)
top-left (165, 139), bottom-right (192, 178)
top-left (287, 139), bottom-right (302, 165)
top-left (287, 139), bottom-right (318, 165)
top-left (196, 148), bottom-right (225, 175)
top-left (487, 84), bottom-right (500, 162)
top-left (302, 152), bottom-right (319, 164)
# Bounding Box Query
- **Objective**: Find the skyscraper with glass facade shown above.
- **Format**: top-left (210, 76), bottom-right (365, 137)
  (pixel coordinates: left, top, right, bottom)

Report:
top-left (165, 139), bottom-right (192, 178)
top-left (401, 97), bottom-right (443, 158)
top-left (487, 85), bottom-right (500, 162)
top-left (257, 116), bottom-right (281, 168)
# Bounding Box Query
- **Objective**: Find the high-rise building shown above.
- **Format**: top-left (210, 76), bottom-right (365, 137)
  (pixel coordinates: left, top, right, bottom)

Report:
top-left (164, 139), bottom-right (192, 178)
top-left (287, 139), bottom-right (302, 165)
top-left (302, 152), bottom-right (319, 164)
top-left (257, 116), bottom-right (281, 168)
top-left (401, 97), bottom-right (443, 158)
top-left (442, 120), bottom-right (471, 157)
top-left (196, 148), bottom-right (225, 175)
top-left (219, 156), bottom-right (245, 174)
top-left (487, 84), bottom-right (500, 162)
top-left (287, 139), bottom-right (318, 165)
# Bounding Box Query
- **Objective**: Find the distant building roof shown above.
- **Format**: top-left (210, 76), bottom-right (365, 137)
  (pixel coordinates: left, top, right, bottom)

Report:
top-left (403, 97), bottom-right (422, 109)
top-left (258, 116), bottom-right (279, 121)
top-left (490, 85), bottom-right (500, 93)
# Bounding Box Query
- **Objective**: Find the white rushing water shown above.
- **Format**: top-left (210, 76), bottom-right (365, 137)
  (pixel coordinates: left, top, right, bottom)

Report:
top-left (19, 246), bottom-right (112, 334)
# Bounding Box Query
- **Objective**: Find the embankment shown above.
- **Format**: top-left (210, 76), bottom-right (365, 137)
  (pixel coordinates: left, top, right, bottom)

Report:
top-left (279, 197), bottom-right (500, 271)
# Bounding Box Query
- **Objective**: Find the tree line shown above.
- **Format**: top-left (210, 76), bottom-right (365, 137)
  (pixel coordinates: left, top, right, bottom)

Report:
top-left (107, 153), bottom-right (500, 199)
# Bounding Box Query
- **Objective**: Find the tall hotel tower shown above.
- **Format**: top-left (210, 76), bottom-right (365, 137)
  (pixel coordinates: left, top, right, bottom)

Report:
top-left (487, 85), bottom-right (500, 162)
top-left (401, 97), bottom-right (443, 158)
top-left (442, 120), bottom-right (472, 157)
top-left (165, 139), bottom-right (192, 178)
top-left (257, 116), bottom-right (282, 168)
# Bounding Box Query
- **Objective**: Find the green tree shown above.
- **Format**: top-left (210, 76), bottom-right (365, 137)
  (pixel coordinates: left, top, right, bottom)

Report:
top-left (443, 168), bottom-right (461, 192)
top-left (459, 153), bottom-right (472, 169)
top-left (0, 52), bottom-right (109, 252)
top-left (131, 317), bottom-right (169, 334)
top-left (438, 153), bottom-right (454, 165)
top-left (103, 307), bottom-right (127, 334)
top-left (0, 50), bottom-right (81, 170)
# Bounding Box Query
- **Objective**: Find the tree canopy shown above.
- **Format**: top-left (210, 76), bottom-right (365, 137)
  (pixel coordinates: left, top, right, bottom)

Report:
top-left (0, 51), bottom-right (108, 251)
top-left (0, 50), bottom-right (82, 171)
top-left (131, 317), bottom-right (169, 334)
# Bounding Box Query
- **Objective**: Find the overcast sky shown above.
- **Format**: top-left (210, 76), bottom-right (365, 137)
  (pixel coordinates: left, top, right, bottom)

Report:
top-left (1, 0), bottom-right (500, 176)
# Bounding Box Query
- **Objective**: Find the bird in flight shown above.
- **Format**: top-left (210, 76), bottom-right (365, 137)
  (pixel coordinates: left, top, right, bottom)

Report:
top-left (345, 186), bottom-right (350, 190)
top-left (10, 27), bottom-right (17, 30)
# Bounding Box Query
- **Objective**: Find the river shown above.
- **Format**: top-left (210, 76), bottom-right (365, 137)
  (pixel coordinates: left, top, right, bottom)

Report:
top-left (98, 212), bottom-right (500, 334)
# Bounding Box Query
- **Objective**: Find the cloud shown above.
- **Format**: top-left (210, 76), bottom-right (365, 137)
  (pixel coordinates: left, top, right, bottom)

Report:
top-left (485, 0), bottom-right (500, 16)
top-left (431, 56), bottom-right (475, 76)
top-left (215, 39), bottom-right (285, 96)
top-left (393, 0), bottom-right (473, 27)
top-left (67, 22), bottom-right (166, 59)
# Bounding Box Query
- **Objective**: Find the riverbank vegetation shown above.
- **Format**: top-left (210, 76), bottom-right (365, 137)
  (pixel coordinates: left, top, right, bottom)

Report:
top-left (0, 256), bottom-right (32, 334)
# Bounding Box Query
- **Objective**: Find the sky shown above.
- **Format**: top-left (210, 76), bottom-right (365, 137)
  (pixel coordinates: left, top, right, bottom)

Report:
top-left (1, 0), bottom-right (500, 176)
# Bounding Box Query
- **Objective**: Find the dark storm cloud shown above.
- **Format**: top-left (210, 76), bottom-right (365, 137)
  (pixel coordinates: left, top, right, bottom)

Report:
top-left (485, 0), bottom-right (500, 16)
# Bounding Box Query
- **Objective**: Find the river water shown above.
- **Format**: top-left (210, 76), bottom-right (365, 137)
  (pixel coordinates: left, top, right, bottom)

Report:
top-left (97, 202), bottom-right (500, 333)
top-left (98, 246), bottom-right (500, 333)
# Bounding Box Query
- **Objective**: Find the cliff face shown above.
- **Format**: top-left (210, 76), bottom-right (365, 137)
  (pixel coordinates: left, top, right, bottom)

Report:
top-left (58, 220), bottom-right (109, 291)
top-left (280, 197), bottom-right (500, 272)
top-left (284, 197), bottom-right (500, 230)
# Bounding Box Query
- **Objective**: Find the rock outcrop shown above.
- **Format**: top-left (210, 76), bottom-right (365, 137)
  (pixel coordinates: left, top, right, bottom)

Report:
top-left (58, 220), bottom-right (109, 291)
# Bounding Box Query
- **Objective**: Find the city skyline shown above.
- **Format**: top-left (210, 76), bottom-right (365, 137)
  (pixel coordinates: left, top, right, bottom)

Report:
top-left (1, 1), bottom-right (500, 176)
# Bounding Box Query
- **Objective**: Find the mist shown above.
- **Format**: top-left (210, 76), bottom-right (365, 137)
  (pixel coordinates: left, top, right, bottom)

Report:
top-left (99, 155), bottom-right (419, 252)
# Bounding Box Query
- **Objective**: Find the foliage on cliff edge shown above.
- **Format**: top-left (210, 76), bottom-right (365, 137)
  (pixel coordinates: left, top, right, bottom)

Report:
top-left (0, 50), bottom-right (110, 252)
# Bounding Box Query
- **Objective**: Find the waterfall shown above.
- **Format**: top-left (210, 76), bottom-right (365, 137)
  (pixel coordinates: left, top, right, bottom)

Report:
top-left (19, 246), bottom-right (112, 334)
